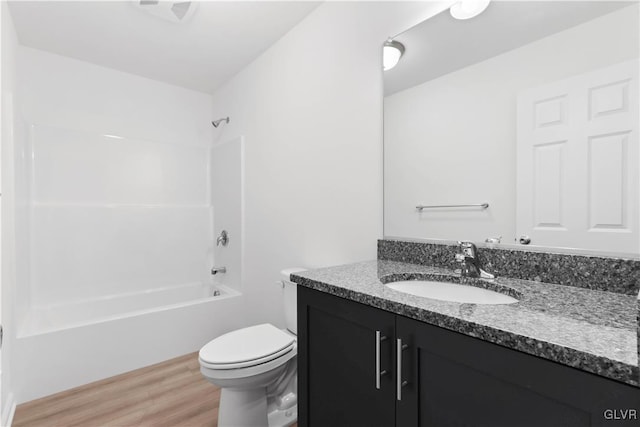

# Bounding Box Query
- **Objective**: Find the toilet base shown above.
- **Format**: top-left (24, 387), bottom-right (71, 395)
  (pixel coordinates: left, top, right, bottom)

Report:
top-left (217, 388), bottom-right (297, 427)
top-left (218, 387), bottom-right (268, 427)
top-left (268, 402), bottom-right (298, 427)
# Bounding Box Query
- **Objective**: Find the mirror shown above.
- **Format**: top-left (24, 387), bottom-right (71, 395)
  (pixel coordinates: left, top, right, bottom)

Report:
top-left (383, 1), bottom-right (639, 257)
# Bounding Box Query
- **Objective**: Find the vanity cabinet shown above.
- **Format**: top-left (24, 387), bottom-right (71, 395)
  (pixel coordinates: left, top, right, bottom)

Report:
top-left (297, 286), bottom-right (639, 427)
top-left (297, 286), bottom-right (396, 427)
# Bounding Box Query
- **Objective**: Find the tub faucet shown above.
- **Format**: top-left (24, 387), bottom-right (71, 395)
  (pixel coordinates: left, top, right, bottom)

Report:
top-left (211, 266), bottom-right (227, 275)
top-left (455, 241), bottom-right (494, 279)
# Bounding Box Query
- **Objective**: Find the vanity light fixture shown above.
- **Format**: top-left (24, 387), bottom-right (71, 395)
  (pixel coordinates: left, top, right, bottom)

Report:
top-left (450, 0), bottom-right (491, 20)
top-left (383, 39), bottom-right (405, 71)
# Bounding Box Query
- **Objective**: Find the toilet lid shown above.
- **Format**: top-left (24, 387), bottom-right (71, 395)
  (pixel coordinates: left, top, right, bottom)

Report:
top-left (199, 323), bottom-right (295, 367)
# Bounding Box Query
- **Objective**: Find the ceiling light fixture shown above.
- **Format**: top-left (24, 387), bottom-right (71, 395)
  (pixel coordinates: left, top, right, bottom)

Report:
top-left (383, 39), bottom-right (405, 71)
top-left (450, 0), bottom-right (491, 20)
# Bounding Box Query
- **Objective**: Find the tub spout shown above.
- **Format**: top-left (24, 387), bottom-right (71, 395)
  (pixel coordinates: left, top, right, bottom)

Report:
top-left (211, 266), bottom-right (227, 275)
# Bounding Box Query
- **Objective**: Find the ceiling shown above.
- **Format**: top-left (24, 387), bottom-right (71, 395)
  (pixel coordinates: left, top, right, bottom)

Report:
top-left (8, 1), bottom-right (321, 94)
top-left (384, 1), bottom-right (635, 96)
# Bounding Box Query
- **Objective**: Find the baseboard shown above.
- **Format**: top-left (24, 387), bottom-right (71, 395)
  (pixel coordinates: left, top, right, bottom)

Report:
top-left (1, 392), bottom-right (16, 427)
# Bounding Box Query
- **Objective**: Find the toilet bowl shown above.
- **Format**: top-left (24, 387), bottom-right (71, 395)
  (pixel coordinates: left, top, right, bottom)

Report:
top-left (199, 268), bottom-right (304, 427)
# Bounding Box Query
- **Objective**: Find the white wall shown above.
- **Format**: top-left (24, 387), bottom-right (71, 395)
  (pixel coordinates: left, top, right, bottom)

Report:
top-left (1, 0), bottom-right (21, 421)
top-left (209, 1), bottom-right (451, 329)
top-left (384, 5), bottom-right (639, 243)
top-left (17, 47), bottom-right (215, 312)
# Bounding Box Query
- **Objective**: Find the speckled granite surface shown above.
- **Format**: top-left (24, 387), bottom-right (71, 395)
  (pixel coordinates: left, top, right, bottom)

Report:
top-left (291, 260), bottom-right (639, 387)
top-left (378, 239), bottom-right (640, 295)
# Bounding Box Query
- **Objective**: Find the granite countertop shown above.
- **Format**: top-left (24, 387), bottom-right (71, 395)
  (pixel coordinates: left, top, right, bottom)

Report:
top-left (291, 260), bottom-right (639, 387)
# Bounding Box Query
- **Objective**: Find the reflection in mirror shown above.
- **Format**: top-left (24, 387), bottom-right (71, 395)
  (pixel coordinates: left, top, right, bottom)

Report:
top-left (383, 1), bottom-right (639, 257)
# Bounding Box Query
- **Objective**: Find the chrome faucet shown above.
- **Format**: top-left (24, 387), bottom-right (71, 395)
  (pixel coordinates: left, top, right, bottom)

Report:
top-left (211, 266), bottom-right (227, 275)
top-left (455, 241), bottom-right (494, 279)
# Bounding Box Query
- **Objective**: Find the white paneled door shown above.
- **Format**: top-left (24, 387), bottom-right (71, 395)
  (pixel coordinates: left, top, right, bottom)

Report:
top-left (517, 60), bottom-right (638, 254)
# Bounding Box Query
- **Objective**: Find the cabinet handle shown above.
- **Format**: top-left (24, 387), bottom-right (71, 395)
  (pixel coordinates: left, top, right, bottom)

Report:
top-left (375, 330), bottom-right (388, 389)
top-left (396, 339), bottom-right (408, 400)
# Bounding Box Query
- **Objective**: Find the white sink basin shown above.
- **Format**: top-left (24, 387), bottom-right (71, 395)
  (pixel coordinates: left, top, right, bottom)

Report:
top-left (386, 280), bottom-right (518, 305)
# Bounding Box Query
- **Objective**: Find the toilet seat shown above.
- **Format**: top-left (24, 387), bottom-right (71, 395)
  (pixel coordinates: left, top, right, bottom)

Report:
top-left (200, 343), bottom-right (297, 383)
top-left (200, 344), bottom-right (295, 370)
top-left (199, 323), bottom-right (295, 370)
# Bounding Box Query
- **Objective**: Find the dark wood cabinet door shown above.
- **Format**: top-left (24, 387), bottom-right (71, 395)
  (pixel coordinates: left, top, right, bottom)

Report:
top-left (298, 287), bottom-right (396, 427)
top-left (396, 315), bottom-right (640, 427)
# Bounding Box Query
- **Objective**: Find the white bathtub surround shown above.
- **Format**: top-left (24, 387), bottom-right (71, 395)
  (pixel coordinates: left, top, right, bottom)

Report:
top-left (30, 149), bottom-right (211, 310)
top-left (8, 47), bottom-right (246, 403)
top-left (17, 45), bottom-right (217, 307)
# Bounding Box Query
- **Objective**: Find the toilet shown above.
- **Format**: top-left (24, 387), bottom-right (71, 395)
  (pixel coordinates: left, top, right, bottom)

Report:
top-left (199, 268), bottom-right (304, 427)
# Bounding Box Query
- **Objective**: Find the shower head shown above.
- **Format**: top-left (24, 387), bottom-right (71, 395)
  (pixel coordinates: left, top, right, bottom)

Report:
top-left (212, 117), bottom-right (230, 128)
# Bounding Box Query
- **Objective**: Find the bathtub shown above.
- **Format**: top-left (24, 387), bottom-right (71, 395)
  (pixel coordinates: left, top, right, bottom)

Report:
top-left (19, 282), bottom-right (238, 336)
top-left (13, 282), bottom-right (245, 403)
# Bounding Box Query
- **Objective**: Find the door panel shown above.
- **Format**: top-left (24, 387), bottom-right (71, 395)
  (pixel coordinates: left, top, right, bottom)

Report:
top-left (418, 351), bottom-right (588, 427)
top-left (397, 315), bottom-right (640, 427)
top-left (298, 287), bottom-right (396, 427)
top-left (517, 59), bottom-right (638, 253)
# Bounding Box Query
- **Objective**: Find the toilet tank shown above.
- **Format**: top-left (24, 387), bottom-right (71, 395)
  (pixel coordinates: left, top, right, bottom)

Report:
top-left (280, 268), bottom-right (306, 335)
